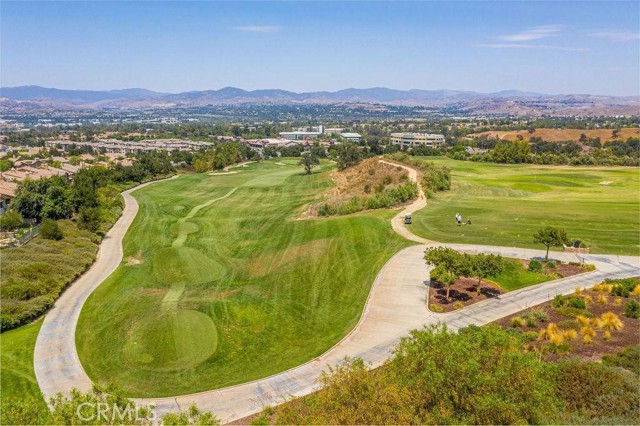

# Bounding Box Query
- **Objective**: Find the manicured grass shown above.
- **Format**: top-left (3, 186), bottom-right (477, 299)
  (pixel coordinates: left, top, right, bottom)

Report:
top-left (77, 160), bottom-right (411, 397)
top-left (489, 259), bottom-right (550, 291)
top-left (0, 320), bottom-right (49, 413)
top-left (411, 158), bottom-right (640, 255)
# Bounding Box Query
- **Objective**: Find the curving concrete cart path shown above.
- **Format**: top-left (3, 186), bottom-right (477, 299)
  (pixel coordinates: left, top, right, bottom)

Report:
top-left (34, 168), bottom-right (640, 423)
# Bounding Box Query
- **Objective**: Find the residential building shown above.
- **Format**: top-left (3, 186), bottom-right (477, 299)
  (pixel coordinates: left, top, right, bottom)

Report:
top-left (390, 132), bottom-right (445, 148)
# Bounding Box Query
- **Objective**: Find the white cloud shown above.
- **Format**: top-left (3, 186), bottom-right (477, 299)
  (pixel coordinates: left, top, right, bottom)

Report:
top-left (479, 43), bottom-right (588, 52)
top-left (234, 26), bottom-right (282, 33)
top-left (591, 31), bottom-right (640, 41)
top-left (499, 25), bottom-right (564, 42)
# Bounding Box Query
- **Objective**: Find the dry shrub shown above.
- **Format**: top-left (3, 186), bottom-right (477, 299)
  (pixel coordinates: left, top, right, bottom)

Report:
top-left (582, 334), bottom-right (593, 345)
top-left (576, 315), bottom-right (590, 326)
top-left (581, 326), bottom-right (596, 338)
top-left (632, 285), bottom-right (640, 296)
top-left (603, 330), bottom-right (612, 341)
top-left (590, 317), bottom-right (603, 328)
top-left (592, 283), bottom-right (613, 293)
top-left (574, 287), bottom-right (582, 295)
top-left (511, 316), bottom-right (526, 328)
top-left (597, 293), bottom-right (608, 304)
top-left (601, 312), bottom-right (623, 331)
top-left (563, 329), bottom-right (577, 341)
top-left (613, 297), bottom-right (623, 306)
top-left (582, 295), bottom-right (593, 304)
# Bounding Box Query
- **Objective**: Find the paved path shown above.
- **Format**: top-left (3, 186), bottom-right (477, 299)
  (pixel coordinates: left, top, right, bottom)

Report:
top-left (33, 168), bottom-right (640, 423)
top-left (34, 177), bottom-right (179, 398)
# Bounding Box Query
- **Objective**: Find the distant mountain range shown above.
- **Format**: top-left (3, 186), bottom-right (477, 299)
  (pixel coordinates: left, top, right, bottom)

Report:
top-left (1, 85), bottom-right (639, 116)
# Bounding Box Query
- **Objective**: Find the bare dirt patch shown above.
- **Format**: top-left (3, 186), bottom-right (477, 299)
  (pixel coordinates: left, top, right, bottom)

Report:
top-left (428, 277), bottom-right (504, 312)
top-left (126, 250), bottom-right (144, 266)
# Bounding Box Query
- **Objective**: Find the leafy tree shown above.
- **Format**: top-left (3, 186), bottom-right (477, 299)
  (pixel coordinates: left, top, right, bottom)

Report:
top-left (78, 207), bottom-right (102, 233)
top-left (298, 152), bottom-right (320, 175)
top-left (0, 210), bottom-right (23, 231)
top-left (424, 247), bottom-right (470, 300)
top-left (0, 159), bottom-right (12, 172)
top-left (335, 142), bottom-right (362, 170)
top-left (42, 183), bottom-right (73, 220)
top-left (470, 253), bottom-right (504, 294)
top-left (533, 226), bottom-right (568, 261)
top-left (41, 219), bottom-right (63, 240)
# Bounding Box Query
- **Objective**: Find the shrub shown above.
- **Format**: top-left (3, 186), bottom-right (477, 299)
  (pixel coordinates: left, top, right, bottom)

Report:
top-left (453, 301), bottom-right (464, 310)
top-left (597, 294), bottom-right (608, 304)
top-left (624, 300), bottom-right (640, 318)
top-left (580, 326), bottom-right (596, 339)
top-left (523, 331), bottom-right (539, 342)
top-left (40, 219), bottom-right (63, 240)
top-left (602, 345), bottom-right (640, 374)
top-left (528, 259), bottom-right (543, 272)
top-left (613, 297), bottom-right (623, 306)
top-left (555, 307), bottom-right (592, 318)
top-left (574, 287), bottom-right (582, 295)
top-left (590, 317), bottom-right (603, 328)
top-left (77, 206), bottom-right (102, 233)
top-left (318, 203), bottom-right (337, 216)
top-left (563, 329), bottom-right (577, 341)
top-left (633, 285), bottom-right (640, 296)
top-left (553, 294), bottom-right (586, 310)
top-left (0, 210), bottom-right (23, 231)
top-left (510, 316), bottom-right (526, 328)
top-left (429, 304), bottom-right (444, 313)
top-left (382, 174), bottom-right (393, 185)
top-left (363, 184), bottom-right (371, 194)
top-left (607, 278), bottom-right (639, 298)
top-left (603, 330), bottom-right (611, 341)
top-left (601, 312), bottom-right (623, 331)
top-left (546, 261), bottom-right (557, 269)
top-left (576, 315), bottom-right (590, 326)
top-left (554, 360), bottom-right (640, 420)
top-left (592, 283), bottom-right (613, 293)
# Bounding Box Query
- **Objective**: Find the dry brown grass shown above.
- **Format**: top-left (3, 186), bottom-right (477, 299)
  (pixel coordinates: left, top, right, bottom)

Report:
top-left (469, 127), bottom-right (639, 143)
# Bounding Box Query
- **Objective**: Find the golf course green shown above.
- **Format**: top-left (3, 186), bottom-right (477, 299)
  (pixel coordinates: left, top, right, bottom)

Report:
top-left (76, 159), bottom-right (411, 396)
top-left (410, 158), bottom-right (640, 255)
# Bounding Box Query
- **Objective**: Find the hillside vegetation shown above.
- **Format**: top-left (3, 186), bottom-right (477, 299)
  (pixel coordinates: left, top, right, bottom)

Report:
top-left (469, 127), bottom-right (639, 142)
top-left (268, 325), bottom-right (639, 425)
top-left (312, 158), bottom-right (419, 216)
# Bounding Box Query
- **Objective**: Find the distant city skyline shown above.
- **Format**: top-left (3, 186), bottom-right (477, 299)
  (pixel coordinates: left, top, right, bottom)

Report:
top-left (1, 1), bottom-right (639, 96)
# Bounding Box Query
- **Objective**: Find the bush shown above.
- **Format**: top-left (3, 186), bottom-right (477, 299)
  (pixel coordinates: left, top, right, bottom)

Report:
top-left (453, 301), bottom-right (464, 310)
top-left (555, 306), bottom-right (593, 318)
top-left (318, 203), bottom-right (337, 216)
top-left (77, 206), bottom-right (102, 233)
top-left (0, 210), bottom-right (23, 231)
top-left (554, 360), bottom-right (640, 421)
top-left (511, 316), bottom-right (526, 328)
top-left (553, 294), bottom-right (587, 310)
top-left (528, 259), bottom-right (543, 272)
top-left (624, 300), bottom-right (640, 318)
top-left (602, 345), bottom-right (640, 374)
top-left (40, 219), bottom-right (63, 240)
top-left (429, 303), bottom-right (444, 313)
top-left (606, 278), bottom-right (639, 298)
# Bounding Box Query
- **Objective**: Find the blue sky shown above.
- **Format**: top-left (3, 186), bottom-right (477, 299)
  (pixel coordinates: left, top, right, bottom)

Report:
top-left (2, 1), bottom-right (639, 95)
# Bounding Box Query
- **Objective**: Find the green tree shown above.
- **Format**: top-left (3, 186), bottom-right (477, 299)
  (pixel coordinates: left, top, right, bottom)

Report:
top-left (0, 159), bottom-right (13, 172)
top-left (470, 253), bottom-right (504, 294)
top-left (78, 207), bottom-right (102, 233)
top-left (424, 247), bottom-right (470, 300)
top-left (335, 142), bottom-right (362, 170)
top-left (41, 219), bottom-right (63, 240)
top-left (298, 152), bottom-right (320, 175)
top-left (0, 210), bottom-right (23, 231)
top-left (533, 226), bottom-right (568, 261)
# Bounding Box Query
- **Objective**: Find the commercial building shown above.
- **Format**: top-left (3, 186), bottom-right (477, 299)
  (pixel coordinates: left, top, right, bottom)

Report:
top-left (340, 132), bottom-right (362, 142)
top-left (390, 132), bottom-right (445, 148)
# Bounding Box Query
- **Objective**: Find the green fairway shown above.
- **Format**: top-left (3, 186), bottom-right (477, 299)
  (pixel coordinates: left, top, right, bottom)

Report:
top-left (411, 158), bottom-right (640, 255)
top-left (77, 160), bottom-right (411, 397)
top-left (0, 320), bottom-right (49, 416)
